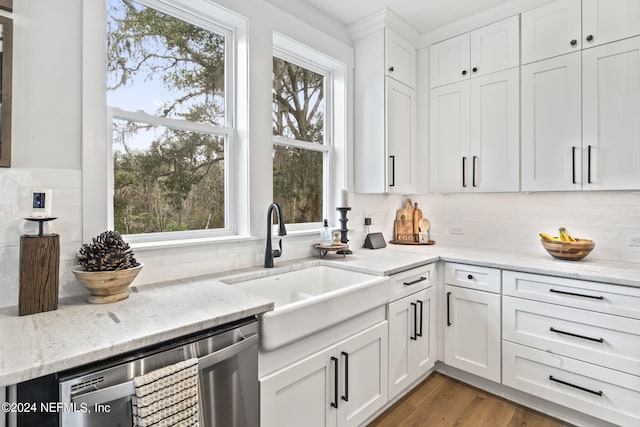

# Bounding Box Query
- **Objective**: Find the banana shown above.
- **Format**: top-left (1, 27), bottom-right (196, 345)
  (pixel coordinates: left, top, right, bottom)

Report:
top-left (559, 227), bottom-right (576, 242)
top-left (539, 232), bottom-right (561, 242)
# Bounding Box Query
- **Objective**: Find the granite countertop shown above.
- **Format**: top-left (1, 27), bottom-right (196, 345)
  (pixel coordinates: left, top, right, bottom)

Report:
top-left (2, 244), bottom-right (639, 388)
top-left (0, 275), bottom-right (273, 387)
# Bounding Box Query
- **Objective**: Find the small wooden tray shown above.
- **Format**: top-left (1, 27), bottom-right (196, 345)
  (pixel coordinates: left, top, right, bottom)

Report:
top-left (313, 243), bottom-right (350, 258)
top-left (390, 240), bottom-right (435, 246)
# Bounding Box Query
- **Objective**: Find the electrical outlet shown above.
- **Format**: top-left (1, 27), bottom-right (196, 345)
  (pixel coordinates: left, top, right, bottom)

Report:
top-left (628, 235), bottom-right (640, 247)
top-left (449, 225), bottom-right (464, 235)
top-left (364, 217), bottom-right (372, 226)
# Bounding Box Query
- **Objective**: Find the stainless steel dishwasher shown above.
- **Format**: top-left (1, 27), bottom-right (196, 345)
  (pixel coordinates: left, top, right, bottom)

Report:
top-left (56, 317), bottom-right (259, 427)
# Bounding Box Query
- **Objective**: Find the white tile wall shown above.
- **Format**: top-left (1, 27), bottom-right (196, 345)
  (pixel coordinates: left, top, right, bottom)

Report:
top-left (2, 175), bottom-right (639, 309)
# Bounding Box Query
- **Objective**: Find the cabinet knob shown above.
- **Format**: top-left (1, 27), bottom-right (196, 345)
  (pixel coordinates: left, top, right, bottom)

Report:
top-left (467, 274), bottom-right (473, 280)
top-left (472, 67), bottom-right (478, 73)
top-left (586, 35), bottom-right (594, 42)
top-left (570, 39), bottom-right (577, 46)
top-left (388, 66), bottom-right (394, 72)
top-left (461, 70), bottom-right (467, 76)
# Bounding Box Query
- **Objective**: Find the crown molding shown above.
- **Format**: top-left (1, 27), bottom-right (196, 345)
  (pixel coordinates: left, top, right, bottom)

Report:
top-left (349, 8), bottom-right (419, 46)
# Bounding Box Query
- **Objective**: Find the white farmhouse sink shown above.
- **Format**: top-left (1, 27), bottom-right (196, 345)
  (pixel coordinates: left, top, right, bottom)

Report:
top-left (220, 265), bottom-right (389, 351)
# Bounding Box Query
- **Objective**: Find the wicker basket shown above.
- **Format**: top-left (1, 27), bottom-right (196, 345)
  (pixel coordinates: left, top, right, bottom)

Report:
top-left (540, 239), bottom-right (595, 261)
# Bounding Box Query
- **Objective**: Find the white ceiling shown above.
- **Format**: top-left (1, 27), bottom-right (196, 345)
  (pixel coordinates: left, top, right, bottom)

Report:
top-left (288, 0), bottom-right (515, 34)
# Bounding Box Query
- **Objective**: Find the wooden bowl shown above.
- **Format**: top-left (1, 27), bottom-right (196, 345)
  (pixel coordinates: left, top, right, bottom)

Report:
top-left (540, 239), bottom-right (595, 261)
top-left (72, 264), bottom-right (143, 304)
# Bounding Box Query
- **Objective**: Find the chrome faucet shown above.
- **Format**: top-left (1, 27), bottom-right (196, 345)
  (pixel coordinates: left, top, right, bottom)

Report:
top-left (265, 202), bottom-right (287, 268)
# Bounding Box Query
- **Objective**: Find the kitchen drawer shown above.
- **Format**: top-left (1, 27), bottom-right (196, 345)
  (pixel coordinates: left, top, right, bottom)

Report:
top-left (389, 263), bottom-right (435, 302)
top-left (445, 262), bottom-right (500, 293)
top-left (503, 270), bottom-right (640, 320)
top-left (503, 341), bottom-right (640, 427)
top-left (503, 296), bottom-right (640, 376)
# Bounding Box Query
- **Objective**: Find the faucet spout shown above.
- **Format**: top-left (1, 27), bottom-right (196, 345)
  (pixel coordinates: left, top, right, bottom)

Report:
top-left (265, 202), bottom-right (287, 268)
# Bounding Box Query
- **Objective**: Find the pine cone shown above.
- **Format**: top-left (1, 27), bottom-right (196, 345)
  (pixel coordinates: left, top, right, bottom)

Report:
top-left (77, 231), bottom-right (139, 271)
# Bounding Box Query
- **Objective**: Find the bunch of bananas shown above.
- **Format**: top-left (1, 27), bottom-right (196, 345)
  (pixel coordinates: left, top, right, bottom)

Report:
top-left (540, 227), bottom-right (577, 242)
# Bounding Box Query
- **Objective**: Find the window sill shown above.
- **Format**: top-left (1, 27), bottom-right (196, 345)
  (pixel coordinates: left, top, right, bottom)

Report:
top-left (129, 234), bottom-right (253, 252)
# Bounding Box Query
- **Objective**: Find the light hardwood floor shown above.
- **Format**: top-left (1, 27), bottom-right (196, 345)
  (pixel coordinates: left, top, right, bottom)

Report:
top-left (369, 373), bottom-right (572, 427)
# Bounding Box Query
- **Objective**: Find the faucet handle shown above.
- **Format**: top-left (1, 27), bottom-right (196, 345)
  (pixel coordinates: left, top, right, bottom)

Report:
top-left (273, 239), bottom-right (283, 258)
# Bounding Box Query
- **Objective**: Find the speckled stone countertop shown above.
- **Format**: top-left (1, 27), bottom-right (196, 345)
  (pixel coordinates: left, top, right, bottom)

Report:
top-left (0, 275), bottom-right (273, 387)
top-left (1, 244), bottom-right (638, 387)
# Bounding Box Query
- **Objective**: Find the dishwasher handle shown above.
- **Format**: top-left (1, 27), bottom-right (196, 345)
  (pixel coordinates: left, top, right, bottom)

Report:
top-left (71, 333), bottom-right (258, 407)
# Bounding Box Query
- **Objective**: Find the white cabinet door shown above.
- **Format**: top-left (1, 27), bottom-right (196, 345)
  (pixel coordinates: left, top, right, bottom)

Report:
top-left (470, 16), bottom-right (520, 78)
top-left (430, 33), bottom-right (470, 88)
top-left (521, 0), bottom-right (582, 64)
top-left (429, 81), bottom-right (470, 193)
top-left (444, 285), bottom-right (501, 383)
top-left (469, 67), bottom-right (520, 192)
top-left (336, 321), bottom-right (388, 427)
top-left (521, 52), bottom-right (582, 191)
top-left (386, 78), bottom-right (417, 194)
top-left (385, 28), bottom-right (416, 88)
top-left (583, 0), bottom-right (640, 48)
top-left (582, 36), bottom-right (640, 190)
top-left (388, 287), bottom-right (437, 400)
top-left (261, 346), bottom-right (337, 427)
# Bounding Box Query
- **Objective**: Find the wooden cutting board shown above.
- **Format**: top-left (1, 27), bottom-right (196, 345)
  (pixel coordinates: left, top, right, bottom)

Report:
top-left (395, 199), bottom-right (415, 242)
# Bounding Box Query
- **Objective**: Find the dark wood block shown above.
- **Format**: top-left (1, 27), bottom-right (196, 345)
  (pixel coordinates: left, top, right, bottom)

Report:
top-left (19, 235), bottom-right (60, 316)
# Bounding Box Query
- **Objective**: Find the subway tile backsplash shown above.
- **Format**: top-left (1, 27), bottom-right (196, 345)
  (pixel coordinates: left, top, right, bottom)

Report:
top-left (1, 168), bottom-right (639, 308)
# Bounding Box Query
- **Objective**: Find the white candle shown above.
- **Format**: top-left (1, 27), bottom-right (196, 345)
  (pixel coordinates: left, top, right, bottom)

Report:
top-left (340, 189), bottom-right (349, 207)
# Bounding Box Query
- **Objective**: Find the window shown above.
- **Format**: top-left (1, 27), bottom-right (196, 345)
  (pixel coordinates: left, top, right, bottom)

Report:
top-left (272, 52), bottom-right (332, 227)
top-left (106, 0), bottom-right (234, 239)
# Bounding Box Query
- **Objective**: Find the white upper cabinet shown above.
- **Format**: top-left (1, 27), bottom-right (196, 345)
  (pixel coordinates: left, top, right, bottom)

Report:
top-left (582, 0), bottom-right (640, 48)
top-left (521, 52), bottom-right (582, 191)
top-left (385, 28), bottom-right (416, 88)
top-left (430, 16), bottom-right (519, 88)
top-left (521, 0), bottom-right (582, 64)
top-left (582, 36), bottom-right (640, 190)
top-left (386, 78), bottom-right (417, 194)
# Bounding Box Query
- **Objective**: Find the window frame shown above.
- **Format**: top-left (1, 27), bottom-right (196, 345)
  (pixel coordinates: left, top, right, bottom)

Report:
top-left (272, 48), bottom-right (334, 231)
top-left (103, 0), bottom-right (242, 244)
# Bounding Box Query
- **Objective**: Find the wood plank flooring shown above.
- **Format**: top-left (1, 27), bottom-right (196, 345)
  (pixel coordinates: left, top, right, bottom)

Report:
top-left (369, 373), bottom-right (572, 427)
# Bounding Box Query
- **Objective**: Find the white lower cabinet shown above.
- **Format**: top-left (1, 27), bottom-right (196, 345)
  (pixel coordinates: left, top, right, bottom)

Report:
top-left (444, 285), bottom-right (501, 382)
top-left (388, 286), bottom-right (437, 399)
top-left (260, 321), bottom-right (388, 427)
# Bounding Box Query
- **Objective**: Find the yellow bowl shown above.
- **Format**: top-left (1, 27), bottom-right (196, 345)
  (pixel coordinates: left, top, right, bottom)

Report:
top-left (540, 238), bottom-right (595, 261)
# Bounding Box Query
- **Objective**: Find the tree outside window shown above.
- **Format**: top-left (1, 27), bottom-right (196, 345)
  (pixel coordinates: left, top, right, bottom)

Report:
top-left (272, 56), bottom-right (329, 225)
top-left (107, 0), bottom-right (231, 236)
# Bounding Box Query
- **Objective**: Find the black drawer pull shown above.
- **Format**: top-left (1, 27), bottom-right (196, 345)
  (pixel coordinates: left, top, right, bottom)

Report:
top-left (549, 288), bottom-right (604, 300)
top-left (411, 302), bottom-right (418, 340)
top-left (404, 276), bottom-right (427, 286)
top-left (550, 327), bottom-right (604, 343)
top-left (446, 292), bottom-right (452, 326)
top-left (341, 351), bottom-right (349, 402)
top-left (467, 274), bottom-right (473, 280)
top-left (417, 300), bottom-right (423, 338)
top-left (331, 356), bottom-right (339, 408)
top-left (549, 375), bottom-right (603, 396)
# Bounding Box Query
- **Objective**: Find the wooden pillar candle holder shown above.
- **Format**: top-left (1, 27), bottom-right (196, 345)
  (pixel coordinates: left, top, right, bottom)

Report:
top-left (19, 217), bottom-right (59, 316)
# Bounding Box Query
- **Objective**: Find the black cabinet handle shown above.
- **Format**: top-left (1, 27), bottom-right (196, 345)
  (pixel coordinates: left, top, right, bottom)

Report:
top-left (446, 292), bottom-right (452, 326)
top-left (467, 274), bottom-right (473, 280)
top-left (586, 35), bottom-right (594, 42)
top-left (331, 356), bottom-right (339, 408)
top-left (462, 69), bottom-right (468, 76)
top-left (417, 300), bottom-right (424, 338)
top-left (389, 155), bottom-right (395, 187)
top-left (549, 288), bottom-right (604, 299)
top-left (587, 145), bottom-right (593, 184)
top-left (472, 67), bottom-right (478, 73)
top-left (388, 66), bottom-right (395, 72)
top-left (571, 146), bottom-right (577, 184)
top-left (462, 157), bottom-right (467, 187)
top-left (404, 276), bottom-right (427, 286)
top-left (570, 39), bottom-right (577, 46)
top-left (472, 156), bottom-right (477, 187)
top-left (549, 288), bottom-right (604, 300)
top-left (341, 351), bottom-right (349, 402)
top-left (549, 375), bottom-right (603, 396)
top-left (410, 302), bottom-right (418, 340)
top-left (550, 327), bottom-right (604, 343)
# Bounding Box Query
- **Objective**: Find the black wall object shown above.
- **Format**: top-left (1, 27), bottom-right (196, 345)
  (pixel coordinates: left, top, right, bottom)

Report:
top-left (364, 232), bottom-right (386, 249)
